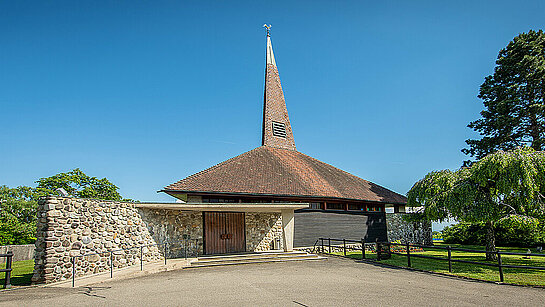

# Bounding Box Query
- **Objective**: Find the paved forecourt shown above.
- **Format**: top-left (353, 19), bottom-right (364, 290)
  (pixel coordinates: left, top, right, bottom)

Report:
top-left (1, 257), bottom-right (543, 306)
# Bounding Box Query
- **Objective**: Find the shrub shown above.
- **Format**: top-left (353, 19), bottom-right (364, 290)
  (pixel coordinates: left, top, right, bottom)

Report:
top-left (442, 216), bottom-right (545, 247)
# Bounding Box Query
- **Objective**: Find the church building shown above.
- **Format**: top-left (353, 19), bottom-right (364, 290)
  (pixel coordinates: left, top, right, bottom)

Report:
top-left (163, 30), bottom-right (407, 249)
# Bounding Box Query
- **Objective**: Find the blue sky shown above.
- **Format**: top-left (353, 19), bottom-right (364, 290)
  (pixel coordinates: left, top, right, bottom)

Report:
top-left (1, 1), bottom-right (544, 202)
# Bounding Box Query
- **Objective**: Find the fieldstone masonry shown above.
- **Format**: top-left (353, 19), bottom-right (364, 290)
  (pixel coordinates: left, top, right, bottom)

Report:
top-left (245, 212), bottom-right (283, 251)
top-left (32, 196), bottom-right (284, 284)
top-left (386, 213), bottom-right (432, 245)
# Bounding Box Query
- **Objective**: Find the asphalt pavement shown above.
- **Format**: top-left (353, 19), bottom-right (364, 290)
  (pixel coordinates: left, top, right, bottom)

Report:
top-left (0, 256), bottom-right (543, 306)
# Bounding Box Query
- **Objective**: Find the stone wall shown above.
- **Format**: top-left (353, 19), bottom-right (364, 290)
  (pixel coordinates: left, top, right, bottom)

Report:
top-left (245, 213), bottom-right (283, 251)
top-left (0, 244), bottom-right (35, 263)
top-left (32, 196), bottom-right (284, 284)
top-left (138, 209), bottom-right (203, 257)
top-left (386, 213), bottom-right (432, 245)
top-left (32, 197), bottom-right (163, 284)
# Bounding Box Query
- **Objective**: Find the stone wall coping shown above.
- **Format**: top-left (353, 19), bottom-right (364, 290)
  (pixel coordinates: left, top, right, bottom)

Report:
top-left (134, 202), bottom-right (309, 212)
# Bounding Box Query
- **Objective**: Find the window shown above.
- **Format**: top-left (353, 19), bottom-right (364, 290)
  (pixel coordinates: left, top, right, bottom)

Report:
top-left (272, 121), bottom-right (287, 138)
top-left (348, 204), bottom-right (365, 211)
top-left (326, 203), bottom-right (344, 210)
top-left (367, 206), bottom-right (382, 212)
top-left (202, 198), bottom-right (236, 203)
top-left (309, 202), bottom-right (322, 209)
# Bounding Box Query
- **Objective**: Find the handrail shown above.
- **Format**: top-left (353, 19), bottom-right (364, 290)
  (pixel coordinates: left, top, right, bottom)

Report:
top-left (70, 241), bottom-right (173, 287)
top-left (317, 237), bottom-right (545, 283)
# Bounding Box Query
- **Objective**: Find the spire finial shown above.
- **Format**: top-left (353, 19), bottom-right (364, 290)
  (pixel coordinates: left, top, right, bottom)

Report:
top-left (263, 24), bottom-right (271, 36)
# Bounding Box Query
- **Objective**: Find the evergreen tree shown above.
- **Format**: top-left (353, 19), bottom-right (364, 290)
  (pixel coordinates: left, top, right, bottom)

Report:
top-left (463, 30), bottom-right (545, 163)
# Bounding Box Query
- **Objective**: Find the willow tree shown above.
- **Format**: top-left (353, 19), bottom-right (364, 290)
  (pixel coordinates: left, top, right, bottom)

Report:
top-left (408, 147), bottom-right (545, 260)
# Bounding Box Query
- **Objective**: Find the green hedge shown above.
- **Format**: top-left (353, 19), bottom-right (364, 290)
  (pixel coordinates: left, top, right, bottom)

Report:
top-left (442, 216), bottom-right (545, 247)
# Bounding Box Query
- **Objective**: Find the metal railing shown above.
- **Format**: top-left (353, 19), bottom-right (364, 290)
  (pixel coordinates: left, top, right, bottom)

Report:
top-left (0, 251), bottom-right (13, 289)
top-left (71, 242), bottom-right (169, 287)
top-left (318, 238), bottom-right (545, 283)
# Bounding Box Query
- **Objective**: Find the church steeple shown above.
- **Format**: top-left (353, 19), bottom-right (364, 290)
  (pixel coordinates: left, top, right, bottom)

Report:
top-left (262, 26), bottom-right (296, 150)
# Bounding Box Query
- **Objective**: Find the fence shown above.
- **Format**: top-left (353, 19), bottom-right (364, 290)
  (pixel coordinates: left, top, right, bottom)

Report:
top-left (317, 238), bottom-right (545, 283)
top-left (0, 251), bottom-right (13, 289)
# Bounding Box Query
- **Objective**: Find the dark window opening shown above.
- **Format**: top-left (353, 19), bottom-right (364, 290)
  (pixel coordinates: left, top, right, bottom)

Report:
top-left (326, 203), bottom-right (344, 210)
top-left (202, 198), bottom-right (237, 203)
top-left (272, 121), bottom-right (287, 138)
top-left (348, 204), bottom-right (366, 211)
top-left (309, 202), bottom-right (321, 209)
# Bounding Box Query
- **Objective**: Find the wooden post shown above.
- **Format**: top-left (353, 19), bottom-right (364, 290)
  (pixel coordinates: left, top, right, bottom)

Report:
top-left (376, 239), bottom-right (381, 261)
top-left (497, 252), bottom-right (504, 283)
top-left (406, 243), bottom-right (411, 267)
top-left (343, 239), bottom-right (346, 256)
top-left (447, 246), bottom-right (452, 273)
top-left (4, 251), bottom-right (12, 289)
top-left (320, 238), bottom-right (324, 253)
top-left (361, 239), bottom-right (366, 260)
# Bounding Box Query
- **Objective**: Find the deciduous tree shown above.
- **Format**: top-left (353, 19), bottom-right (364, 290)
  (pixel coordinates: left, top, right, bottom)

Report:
top-left (408, 147), bottom-right (545, 260)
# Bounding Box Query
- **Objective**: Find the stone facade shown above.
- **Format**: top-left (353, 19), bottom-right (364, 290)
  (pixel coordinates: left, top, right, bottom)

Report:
top-left (245, 213), bottom-right (283, 251)
top-left (32, 196), bottom-right (285, 284)
top-left (138, 209), bottom-right (203, 257)
top-left (386, 213), bottom-right (432, 245)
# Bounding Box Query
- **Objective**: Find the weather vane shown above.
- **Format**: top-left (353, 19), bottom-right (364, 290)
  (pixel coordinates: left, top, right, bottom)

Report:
top-left (263, 24), bottom-right (271, 36)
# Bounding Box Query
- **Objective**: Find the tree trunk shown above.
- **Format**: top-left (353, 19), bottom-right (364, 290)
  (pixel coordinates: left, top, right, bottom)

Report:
top-left (485, 221), bottom-right (497, 261)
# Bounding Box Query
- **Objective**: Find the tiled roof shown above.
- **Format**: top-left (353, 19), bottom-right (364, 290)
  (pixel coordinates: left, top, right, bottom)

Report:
top-left (164, 146), bottom-right (407, 204)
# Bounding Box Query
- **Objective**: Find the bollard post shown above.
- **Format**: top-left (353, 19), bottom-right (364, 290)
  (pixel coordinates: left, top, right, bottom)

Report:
top-left (406, 243), bottom-right (411, 267)
top-left (110, 251), bottom-right (113, 278)
top-left (4, 251), bottom-right (13, 289)
top-left (497, 252), bottom-right (504, 282)
top-left (71, 257), bottom-right (75, 288)
top-left (361, 239), bottom-right (366, 260)
top-left (140, 246), bottom-right (143, 271)
top-left (343, 239), bottom-right (346, 256)
top-left (447, 246), bottom-right (452, 273)
top-left (328, 238), bottom-right (331, 254)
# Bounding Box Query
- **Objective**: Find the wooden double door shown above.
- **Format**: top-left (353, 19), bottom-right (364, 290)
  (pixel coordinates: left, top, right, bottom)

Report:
top-left (204, 212), bottom-right (246, 254)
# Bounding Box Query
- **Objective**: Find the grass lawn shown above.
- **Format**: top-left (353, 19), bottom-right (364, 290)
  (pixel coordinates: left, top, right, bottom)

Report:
top-left (0, 260), bottom-right (34, 288)
top-left (333, 243), bottom-right (545, 286)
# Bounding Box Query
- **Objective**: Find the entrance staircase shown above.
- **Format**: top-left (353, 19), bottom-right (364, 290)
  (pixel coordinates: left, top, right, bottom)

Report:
top-left (189, 250), bottom-right (326, 267)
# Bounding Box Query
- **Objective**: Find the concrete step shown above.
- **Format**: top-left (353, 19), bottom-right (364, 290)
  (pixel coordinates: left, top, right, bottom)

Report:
top-left (197, 251), bottom-right (308, 262)
top-left (190, 252), bottom-right (326, 267)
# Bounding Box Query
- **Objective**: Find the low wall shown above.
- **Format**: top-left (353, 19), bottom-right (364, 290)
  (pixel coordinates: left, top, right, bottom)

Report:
top-left (386, 213), bottom-right (432, 245)
top-left (32, 196), bottom-right (283, 284)
top-left (0, 245), bottom-right (35, 263)
top-left (32, 197), bottom-right (163, 284)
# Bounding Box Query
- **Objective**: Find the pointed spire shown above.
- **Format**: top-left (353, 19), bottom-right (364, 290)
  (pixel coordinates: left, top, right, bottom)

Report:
top-left (261, 27), bottom-right (296, 150)
top-left (266, 35), bottom-right (276, 66)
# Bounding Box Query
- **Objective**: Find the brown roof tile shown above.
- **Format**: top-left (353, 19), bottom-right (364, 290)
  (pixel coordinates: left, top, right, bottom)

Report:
top-left (164, 146), bottom-right (407, 204)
